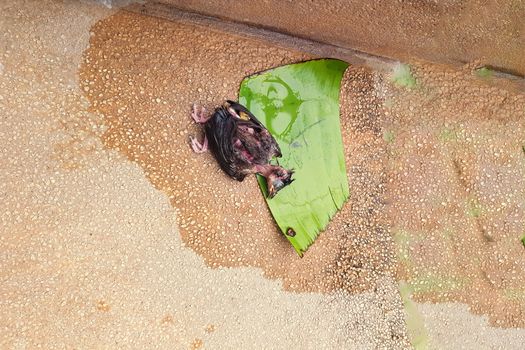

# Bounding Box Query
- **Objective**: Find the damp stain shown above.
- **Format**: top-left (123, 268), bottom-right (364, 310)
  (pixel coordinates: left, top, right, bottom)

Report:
top-left (79, 9), bottom-right (525, 329)
top-left (78, 11), bottom-right (396, 295)
top-left (384, 62), bottom-right (525, 328)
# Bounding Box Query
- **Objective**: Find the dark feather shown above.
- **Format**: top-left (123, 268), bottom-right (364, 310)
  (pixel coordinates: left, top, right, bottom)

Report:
top-left (204, 101), bottom-right (282, 182)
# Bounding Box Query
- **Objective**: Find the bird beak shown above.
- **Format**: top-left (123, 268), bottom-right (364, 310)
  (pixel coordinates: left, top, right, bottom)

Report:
top-left (266, 168), bottom-right (294, 199)
top-left (267, 183), bottom-right (277, 198)
top-left (223, 101), bottom-right (242, 119)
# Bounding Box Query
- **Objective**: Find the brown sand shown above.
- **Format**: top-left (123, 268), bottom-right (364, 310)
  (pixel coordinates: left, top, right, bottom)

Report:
top-left (161, 0), bottom-right (525, 76)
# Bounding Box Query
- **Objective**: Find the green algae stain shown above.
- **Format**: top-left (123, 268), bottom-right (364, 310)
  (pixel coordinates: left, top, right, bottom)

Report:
top-left (503, 287), bottom-right (525, 302)
top-left (239, 59), bottom-right (349, 256)
top-left (399, 282), bottom-right (430, 350)
top-left (394, 229), bottom-right (430, 266)
top-left (475, 67), bottom-right (493, 79)
top-left (391, 63), bottom-right (417, 89)
top-left (394, 229), bottom-right (413, 264)
top-left (410, 274), bottom-right (467, 294)
top-left (439, 127), bottom-right (459, 142)
top-left (383, 130), bottom-right (395, 144)
top-left (467, 198), bottom-right (483, 218)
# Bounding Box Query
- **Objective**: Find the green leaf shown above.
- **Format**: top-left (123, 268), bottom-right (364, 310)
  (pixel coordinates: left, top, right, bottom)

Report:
top-left (239, 59), bottom-right (349, 256)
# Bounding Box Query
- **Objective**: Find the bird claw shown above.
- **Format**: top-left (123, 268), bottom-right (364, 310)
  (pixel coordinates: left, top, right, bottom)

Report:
top-left (190, 135), bottom-right (208, 153)
top-left (191, 103), bottom-right (208, 124)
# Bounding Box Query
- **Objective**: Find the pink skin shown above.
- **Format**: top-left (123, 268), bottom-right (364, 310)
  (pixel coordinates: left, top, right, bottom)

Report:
top-left (190, 135), bottom-right (208, 153)
top-left (234, 139), bottom-right (254, 162)
top-left (253, 164), bottom-right (275, 177)
top-left (191, 104), bottom-right (210, 124)
top-left (238, 125), bottom-right (255, 135)
top-left (190, 104), bottom-right (209, 153)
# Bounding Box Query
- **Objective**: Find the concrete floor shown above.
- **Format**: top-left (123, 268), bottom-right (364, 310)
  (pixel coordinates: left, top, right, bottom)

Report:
top-left (1, 1), bottom-right (525, 349)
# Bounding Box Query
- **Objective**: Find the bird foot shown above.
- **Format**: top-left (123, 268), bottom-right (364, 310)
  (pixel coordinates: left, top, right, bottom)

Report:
top-left (190, 135), bottom-right (208, 153)
top-left (191, 104), bottom-right (209, 124)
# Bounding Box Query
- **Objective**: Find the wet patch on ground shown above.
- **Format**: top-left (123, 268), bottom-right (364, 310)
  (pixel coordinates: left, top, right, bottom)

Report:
top-left (79, 11), bottom-right (397, 295)
top-left (80, 9), bottom-right (525, 329)
top-left (383, 62), bottom-right (525, 328)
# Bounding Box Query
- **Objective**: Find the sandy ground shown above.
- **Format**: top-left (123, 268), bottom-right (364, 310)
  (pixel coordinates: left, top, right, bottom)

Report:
top-left (418, 303), bottom-right (525, 349)
top-left (2, 0), bottom-right (525, 349)
top-left (81, 5), bottom-right (525, 328)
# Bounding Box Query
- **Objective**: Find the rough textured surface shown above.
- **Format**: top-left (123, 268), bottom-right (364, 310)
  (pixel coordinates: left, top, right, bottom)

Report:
top-left (161, 0), bottom-right (525, 76)
top-left (80, 9), bottom-right (525, 330)
top-left (418, 303), bottom-right (525, 349)
top-left (2, 0), bottom-right (525, 348)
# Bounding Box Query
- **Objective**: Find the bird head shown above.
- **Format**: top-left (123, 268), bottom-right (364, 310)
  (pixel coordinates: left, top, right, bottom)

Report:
top-left (266, 167), bottom-right (294, 198)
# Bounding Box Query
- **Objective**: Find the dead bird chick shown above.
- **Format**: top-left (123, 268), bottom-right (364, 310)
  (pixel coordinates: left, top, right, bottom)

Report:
top-left (190, 100), bottom-right (294, 198)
